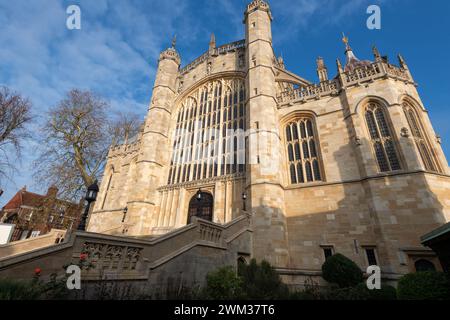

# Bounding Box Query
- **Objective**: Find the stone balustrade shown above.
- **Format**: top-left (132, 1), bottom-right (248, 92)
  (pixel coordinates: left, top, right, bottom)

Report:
top-left (277, 61), bottom-right (413, 105)
top-left (0, 229), bottom-right (66, 259)
top-left (0, 212), bottom-right (252, 284)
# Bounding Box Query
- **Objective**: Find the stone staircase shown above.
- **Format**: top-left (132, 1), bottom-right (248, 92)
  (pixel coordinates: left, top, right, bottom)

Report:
top-left (0, 213), bottom-right (252, 291)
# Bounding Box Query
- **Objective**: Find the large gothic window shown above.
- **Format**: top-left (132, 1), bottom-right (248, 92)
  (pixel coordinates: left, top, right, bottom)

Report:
top-left (403, 102), bottom-right (438, 172)
top-left (285, 118), bottom-right (322, 184)
top-left (168, 78), bottom-right (246, 185)
top-left (365, 102), bottom-right (401, 172)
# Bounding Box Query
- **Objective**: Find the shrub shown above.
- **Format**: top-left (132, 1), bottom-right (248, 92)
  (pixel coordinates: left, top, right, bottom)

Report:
top-left (0, 272), bottom-right (70, 300)
top-left (367, 284), bottom-right (397, 300)
top-left (0, 279), bottom-right (42, 300)
top-left (397, 271), bottom-right (450, 300)
top-left (322, 283), bottom-right (396, 300)
top-left (238, 259), bottom-right (289, 300)
top-left (321, 253), bottom-right (363, 288)
top-left (203, 266), bottom-right (243, 300)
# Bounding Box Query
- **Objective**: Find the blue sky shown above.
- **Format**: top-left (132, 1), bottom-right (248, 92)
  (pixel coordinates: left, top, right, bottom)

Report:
top-left (0, 0), bottom-right (449, 205)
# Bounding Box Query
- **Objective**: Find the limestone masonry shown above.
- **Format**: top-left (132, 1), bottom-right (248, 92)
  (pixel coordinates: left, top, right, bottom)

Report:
top-left (86, 0), bottom-right (450, 284)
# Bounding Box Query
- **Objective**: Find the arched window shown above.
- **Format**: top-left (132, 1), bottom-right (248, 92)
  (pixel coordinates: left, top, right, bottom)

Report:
top-left (168, 79), bottom-right (246, 185)
top-left (403, 101), bottom-right (438, 172)
top-left (365, 103), bottom-right (401, 172)
top-left (285, 118), bottom-right (322, 185)
top-left (414, 259), bottom-right (436, 272)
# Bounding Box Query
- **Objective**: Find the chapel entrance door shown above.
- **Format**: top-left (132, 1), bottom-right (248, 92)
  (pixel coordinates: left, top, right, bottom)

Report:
top-left (187, 192), bottom-right (213, 224)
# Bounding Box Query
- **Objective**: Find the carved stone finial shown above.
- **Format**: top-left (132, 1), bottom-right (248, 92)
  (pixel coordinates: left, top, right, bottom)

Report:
top-left (342, 32), bottom-right (351, 52)
top-left (316, 57), bottom-right (328, 82)
top-left (336, 58), bottom-right (344, 74)
top-left (372, 45), bottom-right (381, 61)
top-left (436, 135), bottom-right (442, 144)
top-left (398, 54), bottom-right (407, 68)
top-left (171, 34), bottom-right (177, 49)
top-left (209, 33), bottom-right (216, 50)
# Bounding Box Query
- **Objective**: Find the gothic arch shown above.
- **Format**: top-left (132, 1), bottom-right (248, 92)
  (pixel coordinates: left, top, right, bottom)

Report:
top-left (354, 95), bottom-right (392, 115)
top-left (174, 72), bottom-right (245, 105)
top-left (401, 97), bottom-right (441, 172)
top-left (187, 191), bottom-right (214, 223)
top-left (168, 77), bottom-right (246, 185)
top-left (362, 100), bottom-right (403, 172)
top-left (398, 94), bottom-right (427, 112)
top-left (281, 112), bottom-right (324, 185)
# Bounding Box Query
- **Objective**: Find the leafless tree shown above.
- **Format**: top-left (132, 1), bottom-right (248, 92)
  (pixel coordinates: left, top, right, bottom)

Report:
top-left (0, 86), bottom-right (32, 184)
top-left (35, 89), bottom-right (141, 201)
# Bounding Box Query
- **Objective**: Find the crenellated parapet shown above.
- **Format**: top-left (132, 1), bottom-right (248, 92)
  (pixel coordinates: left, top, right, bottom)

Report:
top-left (108, 138), bottom-right (141, 159)
top-left (159, 47), bottom-right (181, 65)
top-left (245, 0), bottom-right (272, 20)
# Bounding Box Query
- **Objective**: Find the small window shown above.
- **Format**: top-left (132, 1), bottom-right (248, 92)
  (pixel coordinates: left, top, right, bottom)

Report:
top-left (365, 248), bottom-right (378, 266)
top-left (414, 259), bottom-right (436, 272)
top-left (322, 246), bottom-right (334, 260)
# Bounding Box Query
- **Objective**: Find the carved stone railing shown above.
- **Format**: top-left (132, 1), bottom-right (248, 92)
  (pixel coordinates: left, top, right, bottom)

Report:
top-left (179, 40), bottom-right (245, 75)
top-left (277, 61), bottom-right (413, 105)
top-left (0, 211), bottom-right (252, 282)
top-left (198, 222), bottom-right (223, 244)
top-left (278, 80), bottom-right (339, 104)
top-left (0, 229), bottom-right (66, 259)
top-left (81, 242), bottom-right (143, 273)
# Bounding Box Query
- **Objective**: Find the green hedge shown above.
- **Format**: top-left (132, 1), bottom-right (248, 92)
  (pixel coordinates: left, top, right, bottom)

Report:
top-left (238, 259), bottom-right (289, 300)
top-left (397, 271), bottom-right (450, 300)
top-left (203, 259), bottom-right (289, 300)
top-left (321, 253), bottom-right (363, 288)
top-left (203, 266), bottom-right (243, 300)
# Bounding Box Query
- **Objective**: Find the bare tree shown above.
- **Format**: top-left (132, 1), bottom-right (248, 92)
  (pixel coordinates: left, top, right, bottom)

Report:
top-left (0, 86), bottom-right (32, 184)
top-left (35, 89), bottom-right (141, 201)
top-left (109, 111), bottom-right (141, 146)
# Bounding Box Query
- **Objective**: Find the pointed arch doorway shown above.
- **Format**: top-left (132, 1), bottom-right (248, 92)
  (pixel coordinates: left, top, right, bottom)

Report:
top-left (187, 191), bottom-right (214, 224)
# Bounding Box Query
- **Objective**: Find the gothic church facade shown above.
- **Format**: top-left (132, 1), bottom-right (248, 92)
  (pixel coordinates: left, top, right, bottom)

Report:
top-left (88, 0), bottom-right (450, 281)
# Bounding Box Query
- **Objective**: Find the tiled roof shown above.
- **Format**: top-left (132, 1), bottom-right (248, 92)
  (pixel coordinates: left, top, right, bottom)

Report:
top-left (2, 188), bottom-right (45, 210)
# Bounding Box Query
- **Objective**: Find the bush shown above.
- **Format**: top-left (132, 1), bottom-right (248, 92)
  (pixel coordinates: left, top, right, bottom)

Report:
top-left (397, 271), bottom-right (450, 300)
top-left (367, 284), bottom-right (397, 300)
top-left (321, 254), bottom-right (363, 288)
top-left (238, 259), bottom-right (289, 300)
top-left (0, 273), bottom-right (69, 300)
top-left (0, 279), bottom-right (42, 300)
top-left (203, 266), bottom-right (243, 300)
top-left (321, 283), bottom-right (396, 300)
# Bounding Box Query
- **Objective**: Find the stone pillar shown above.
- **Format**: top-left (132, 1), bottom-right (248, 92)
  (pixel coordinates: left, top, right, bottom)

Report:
top-left (126, 46), bottom-right (181, 235)
top-left (244, 0), bottom-right (290, 267)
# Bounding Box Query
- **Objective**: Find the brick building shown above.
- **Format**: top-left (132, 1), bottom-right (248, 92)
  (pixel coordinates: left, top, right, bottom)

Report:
top-left (0, 186), bottom-right (83, 242)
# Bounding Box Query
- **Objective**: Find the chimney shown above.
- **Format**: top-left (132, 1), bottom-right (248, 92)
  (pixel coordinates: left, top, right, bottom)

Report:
top-left (46, 186), bottom-right (58, 198)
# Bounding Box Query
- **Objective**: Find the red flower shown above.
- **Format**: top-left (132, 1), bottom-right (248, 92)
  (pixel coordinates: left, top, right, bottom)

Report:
top-left (34, 268), bottom-right (42, 275)
top-left (80, 253), bottom-right (88, 261)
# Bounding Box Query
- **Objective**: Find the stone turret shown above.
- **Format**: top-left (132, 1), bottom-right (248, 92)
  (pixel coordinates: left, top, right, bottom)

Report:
top-left (125, 39), bottom-right (181, 235)
top-left (244, 0), bottom-right (290, 267)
